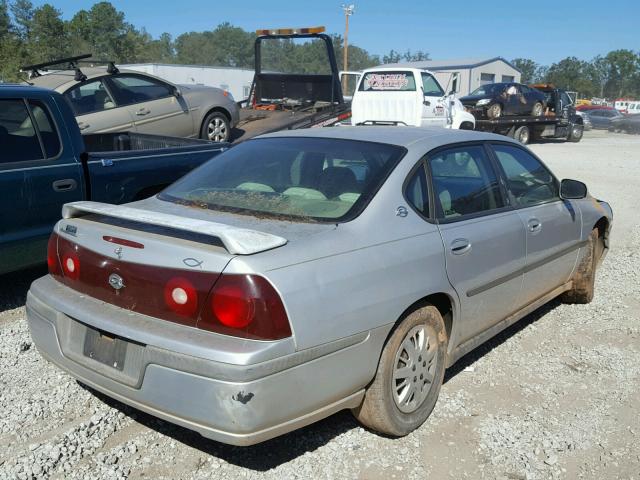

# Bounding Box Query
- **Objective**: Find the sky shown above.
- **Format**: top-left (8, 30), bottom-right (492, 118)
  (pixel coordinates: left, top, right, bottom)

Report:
top-left (31, 0), bottom-right (639, 66)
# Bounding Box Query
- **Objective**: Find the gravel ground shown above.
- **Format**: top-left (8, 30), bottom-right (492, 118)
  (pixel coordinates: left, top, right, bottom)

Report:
top-left (1, 130), bottom-right (639, 480)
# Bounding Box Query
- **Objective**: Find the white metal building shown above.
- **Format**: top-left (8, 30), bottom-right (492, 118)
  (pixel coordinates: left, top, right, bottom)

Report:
top-left (381, 57), bottom-right (521, 96)
top-left (119, 63), bottom-right (255, 101)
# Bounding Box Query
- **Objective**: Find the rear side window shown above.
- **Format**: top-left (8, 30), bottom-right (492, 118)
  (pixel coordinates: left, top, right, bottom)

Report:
top-left (358, 71), bottom-right (417, 92)
top-left (65, 79), bottom-right (116, 115)
top-left (29, 100), bottom-right (61, 158)
top-left (491, 144), bottom-right (558, 206)
top-left (405, 164), bottom-right (429, 217)
top-left (0, 99), bottom-right (45, 163)
top-left (109, 75), bottom-right (173, 104)
top-left (428, 145), bottom-right (505, 219)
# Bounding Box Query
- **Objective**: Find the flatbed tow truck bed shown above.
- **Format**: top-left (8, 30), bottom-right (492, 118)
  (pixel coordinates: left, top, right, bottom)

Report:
top-left (474, 114), bottom-right (582, 144)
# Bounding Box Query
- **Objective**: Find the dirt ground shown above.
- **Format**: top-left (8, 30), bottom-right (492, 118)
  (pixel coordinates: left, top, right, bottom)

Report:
top-left (1, 129), bottom-right (639, 480)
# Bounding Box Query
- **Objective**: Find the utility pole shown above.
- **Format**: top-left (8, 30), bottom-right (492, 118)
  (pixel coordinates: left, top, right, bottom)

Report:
top-left (341, 4), bottom-right (355, 92)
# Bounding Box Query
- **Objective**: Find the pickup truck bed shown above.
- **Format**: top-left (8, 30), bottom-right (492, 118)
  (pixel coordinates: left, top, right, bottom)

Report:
top-left (0, 85), bottom-right (226, 274)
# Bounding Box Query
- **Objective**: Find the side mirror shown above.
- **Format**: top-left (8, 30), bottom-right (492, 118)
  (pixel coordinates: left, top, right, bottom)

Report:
top-left (173, 86), bottom-right (182, 98)
top-left (560, 179), bottom-right (587, 199)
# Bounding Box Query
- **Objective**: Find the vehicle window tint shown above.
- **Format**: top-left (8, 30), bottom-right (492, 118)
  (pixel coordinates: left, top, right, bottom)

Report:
top-left (358, 71), bottom-right (416, 92)
top-left (492, 144), bottom-right (558, 206)
top-left (65, 79), bottom-right (116, 115)
top-left (109, 75), bottom-right (173, 104)
top-left (429, 145), bottom-right (504, 219)
top-left (0, 99), bottom-right (44, 163)
top-left (405, 165), bottom-right (429, 216)
top-left (421, 73), bottom-right (444, 96)
top-left (29, 100), bottom-right (61, 158)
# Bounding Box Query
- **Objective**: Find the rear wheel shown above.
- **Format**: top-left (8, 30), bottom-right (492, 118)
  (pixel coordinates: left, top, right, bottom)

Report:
top-left (352, 305), bottom-right (447, 436)
top-left (532, 102), bottom-right (544, 116)
top-left (514, 125), bottom-right (531, 144)
top-left (562, 228), bottom-right (602, 304)
top-left (487, 103), bottom-right (502, 119)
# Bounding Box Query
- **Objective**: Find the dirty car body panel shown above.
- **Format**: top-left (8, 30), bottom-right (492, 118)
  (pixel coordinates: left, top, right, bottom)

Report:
top-left (26, 127), bottom-right (612, 445)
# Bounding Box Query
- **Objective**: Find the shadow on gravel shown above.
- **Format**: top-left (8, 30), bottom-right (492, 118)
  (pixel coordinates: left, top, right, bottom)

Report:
top-left (444, 297), bottom-right (562, 383)
top-left (80, 384), bottom-right (360, 471)
top-left (0, 265), bottom-right (46, 314)
top-left (77, 297), bottom-right (563, 470)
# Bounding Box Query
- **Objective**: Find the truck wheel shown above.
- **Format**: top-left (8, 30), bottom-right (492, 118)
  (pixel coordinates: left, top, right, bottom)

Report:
top-left (352, 305), bottom-right (447, 437)
top-left (201, 112), bottom-right (230, 143)
top-left (514, 126), bottom-right (530, 144)
top-left (562, 228), bottom-right (602, 304)
top-left (532, 102), bottom-right (544, 116)
top-left (487, 103), bottom-right (502, 119)
top-left (568, 124), bottom-right (584, 142)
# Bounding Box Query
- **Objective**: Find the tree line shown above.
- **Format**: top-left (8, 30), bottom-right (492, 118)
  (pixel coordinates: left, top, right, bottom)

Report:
top-left (1, 0), bottom-right (638, 99)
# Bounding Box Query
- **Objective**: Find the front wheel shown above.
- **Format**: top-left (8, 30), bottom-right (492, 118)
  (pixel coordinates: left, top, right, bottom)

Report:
top-left (562, 228), bottom-right (602, 304)
top-left (487, 103), bottom-right (502, 119)
top-left (200, 112), bottom-right (230, 143)
top-left (352, 305), bottom-right (447, 436)
top-left (568, 124), bottom-right (584, 142)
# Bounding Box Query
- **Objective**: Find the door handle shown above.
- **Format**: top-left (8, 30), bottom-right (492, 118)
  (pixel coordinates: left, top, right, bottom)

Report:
top-left (528, 218), bottom-right (542, 233)
top-left (136, 108), bottom-right (151, 116)
top-left (450, 238), bottom-right (472, 255)
top-left (52, 179), bottom-right (78, 192)
top-left (78, 122), bottom-right (90, 131)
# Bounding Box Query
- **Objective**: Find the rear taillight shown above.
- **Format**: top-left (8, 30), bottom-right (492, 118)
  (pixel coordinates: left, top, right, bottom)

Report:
top-left (199, 274), bottom-right (292, 340)
top-left (62, 250), bottom-right (81, 280)
top-left (47, 233), bottom-right (61, 275)
top-left (164, 277), bottom-right (198, 317)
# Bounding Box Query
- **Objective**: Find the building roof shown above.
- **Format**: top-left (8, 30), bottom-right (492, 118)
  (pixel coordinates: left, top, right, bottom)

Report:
top-left (121, 63), bottom-right (254, 73)
top-left (381, 57), bottom-right (521, 73)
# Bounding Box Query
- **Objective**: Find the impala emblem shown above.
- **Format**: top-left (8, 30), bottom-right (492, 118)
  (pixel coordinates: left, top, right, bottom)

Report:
top-left (108, 273), bottom-right (125, 290)
top-left (114, 247), bottom-right (123, 259)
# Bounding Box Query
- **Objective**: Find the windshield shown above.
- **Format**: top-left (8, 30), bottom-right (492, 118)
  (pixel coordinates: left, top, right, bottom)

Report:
top-left (470, 84), bottom-right (506, 96)
top-left (158, 137), bottom-right (406, 222)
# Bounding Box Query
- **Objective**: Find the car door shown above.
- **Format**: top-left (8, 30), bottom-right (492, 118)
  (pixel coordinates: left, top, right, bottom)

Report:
top-left (420, 72), bottom-right (447, 127)
top-left (106, 74), bottom-right (193, 137)
top-left (490, 143), bottom-right (582, 305)
top-left (0, 98), bottom-right (83, 273)
top-left (428, 143), bottom-right (527, 344)
top-left (64, 78), bottom-right (135, 134)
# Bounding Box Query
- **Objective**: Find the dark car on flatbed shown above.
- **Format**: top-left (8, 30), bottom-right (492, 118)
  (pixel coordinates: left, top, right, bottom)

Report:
top-left (460, 82), bottom-right (547, 119)
top-left (0, 84), bottom-right (226, 274)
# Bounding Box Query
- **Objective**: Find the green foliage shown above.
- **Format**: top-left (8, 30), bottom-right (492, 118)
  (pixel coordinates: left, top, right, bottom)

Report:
top-left (511, 58), bottom-right (539, 84)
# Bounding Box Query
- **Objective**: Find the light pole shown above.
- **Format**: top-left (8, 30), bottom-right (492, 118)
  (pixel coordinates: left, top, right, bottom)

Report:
top-left (341, 4), bottom-right (355, 91)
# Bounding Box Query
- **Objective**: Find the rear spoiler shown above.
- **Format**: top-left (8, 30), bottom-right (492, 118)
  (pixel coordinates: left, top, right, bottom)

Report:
top-left (61, 201), bottom-right (287, 255)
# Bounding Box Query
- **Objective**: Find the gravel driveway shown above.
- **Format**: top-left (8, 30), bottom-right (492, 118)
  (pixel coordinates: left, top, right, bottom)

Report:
top-left (1, 130), bottom-right (639, 480)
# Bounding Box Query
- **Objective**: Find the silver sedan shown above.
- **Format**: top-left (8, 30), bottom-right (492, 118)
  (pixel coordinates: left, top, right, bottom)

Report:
top-left (27, 127), bottom-right (612, 445)
top-left (29, 67), bottom-right (239, 142)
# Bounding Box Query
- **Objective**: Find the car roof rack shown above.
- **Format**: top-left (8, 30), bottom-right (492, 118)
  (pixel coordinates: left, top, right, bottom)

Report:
top-left (77, 59), bottom-right (120, 75)
top-left (21, 53), bottom-right (93, 81)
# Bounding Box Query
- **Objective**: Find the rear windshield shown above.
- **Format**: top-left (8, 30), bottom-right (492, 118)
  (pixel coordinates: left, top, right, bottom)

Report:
top-left (358, 71), bottom-right (417, 92)
top-left (158, 137), bottom-right (406, 222)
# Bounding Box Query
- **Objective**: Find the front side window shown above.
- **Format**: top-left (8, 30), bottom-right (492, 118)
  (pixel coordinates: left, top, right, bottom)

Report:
top-left (358, 71), bottom-right (417, 92)
top-left (491, 144), bottom-right (558, 206)
top-left (65, 79), bottom-right (116, 115)
top-left (421, 73), bottom-right (444, 96)
top-left (108, 75), bottom-right (173, 105)
top-left (429, 145), bottom-right (504, 219)
top-left (405, 164), bottom-right (429, 217)
top-left (159, 137), bottom-right (406, 222)
top-left (0, 99), bottom-right (44, 163)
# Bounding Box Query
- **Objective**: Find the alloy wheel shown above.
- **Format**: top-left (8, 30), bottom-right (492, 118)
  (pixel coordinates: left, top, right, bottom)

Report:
top-left (207, 117), bottom-right (228, 142)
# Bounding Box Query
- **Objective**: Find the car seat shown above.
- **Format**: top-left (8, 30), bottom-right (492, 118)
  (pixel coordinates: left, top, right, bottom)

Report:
top-left (318, 167), bottom-right (359, 199)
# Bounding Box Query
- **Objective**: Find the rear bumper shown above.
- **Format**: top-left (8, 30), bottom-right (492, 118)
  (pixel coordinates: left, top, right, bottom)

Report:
top-left (26, 276), bottom-right (386, 446)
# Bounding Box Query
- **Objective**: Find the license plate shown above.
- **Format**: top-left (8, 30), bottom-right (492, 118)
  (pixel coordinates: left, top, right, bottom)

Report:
top-left (83, 327), bottom-right (127, 371)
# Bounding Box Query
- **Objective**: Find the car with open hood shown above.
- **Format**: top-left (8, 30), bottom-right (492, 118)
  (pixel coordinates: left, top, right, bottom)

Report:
top-left (460, 82), bottom-right (546, 119)
top-left (27, 127), bottom-right (612, 445)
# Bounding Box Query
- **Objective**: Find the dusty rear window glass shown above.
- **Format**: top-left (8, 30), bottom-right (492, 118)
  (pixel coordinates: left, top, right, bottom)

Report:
top-left (159, 137), bottom-right (406, 222)
top-left (358, 71), bottom-right (416, 92)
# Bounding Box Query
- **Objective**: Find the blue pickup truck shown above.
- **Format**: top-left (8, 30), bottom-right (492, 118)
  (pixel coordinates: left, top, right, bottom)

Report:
top-left (1, 84), bottom-right (226, 274)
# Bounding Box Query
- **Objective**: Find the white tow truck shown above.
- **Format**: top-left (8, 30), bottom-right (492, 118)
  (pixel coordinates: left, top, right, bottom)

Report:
top-left (350, 67), bottom-right (475, 130)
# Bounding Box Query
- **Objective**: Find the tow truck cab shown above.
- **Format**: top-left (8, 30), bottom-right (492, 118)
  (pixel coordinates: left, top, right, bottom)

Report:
top-left (233, 26), bottom-right (351, 142)
top-left (350, 67), bottom-right (475, 130)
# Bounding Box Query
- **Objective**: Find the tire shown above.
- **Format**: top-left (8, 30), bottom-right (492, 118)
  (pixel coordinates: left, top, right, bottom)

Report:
top-left (532, 102), bottom-right (544, 116)
top-left (562, 228), bottom-right (601, 304)
top-left (514, 126), bottom-right (530, 144)
top-left (352, 305), bottom-right (447, 437)
top-left (568, 124), bottom-right (584, 142)
top-left (487, 103), bottom-right (502, 119)
top-left (200, 111), bottom-right (230, 142)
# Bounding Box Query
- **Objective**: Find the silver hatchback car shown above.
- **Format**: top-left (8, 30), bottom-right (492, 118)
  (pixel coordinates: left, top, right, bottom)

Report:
top-left (27, 127), bottom-right (612, 445)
